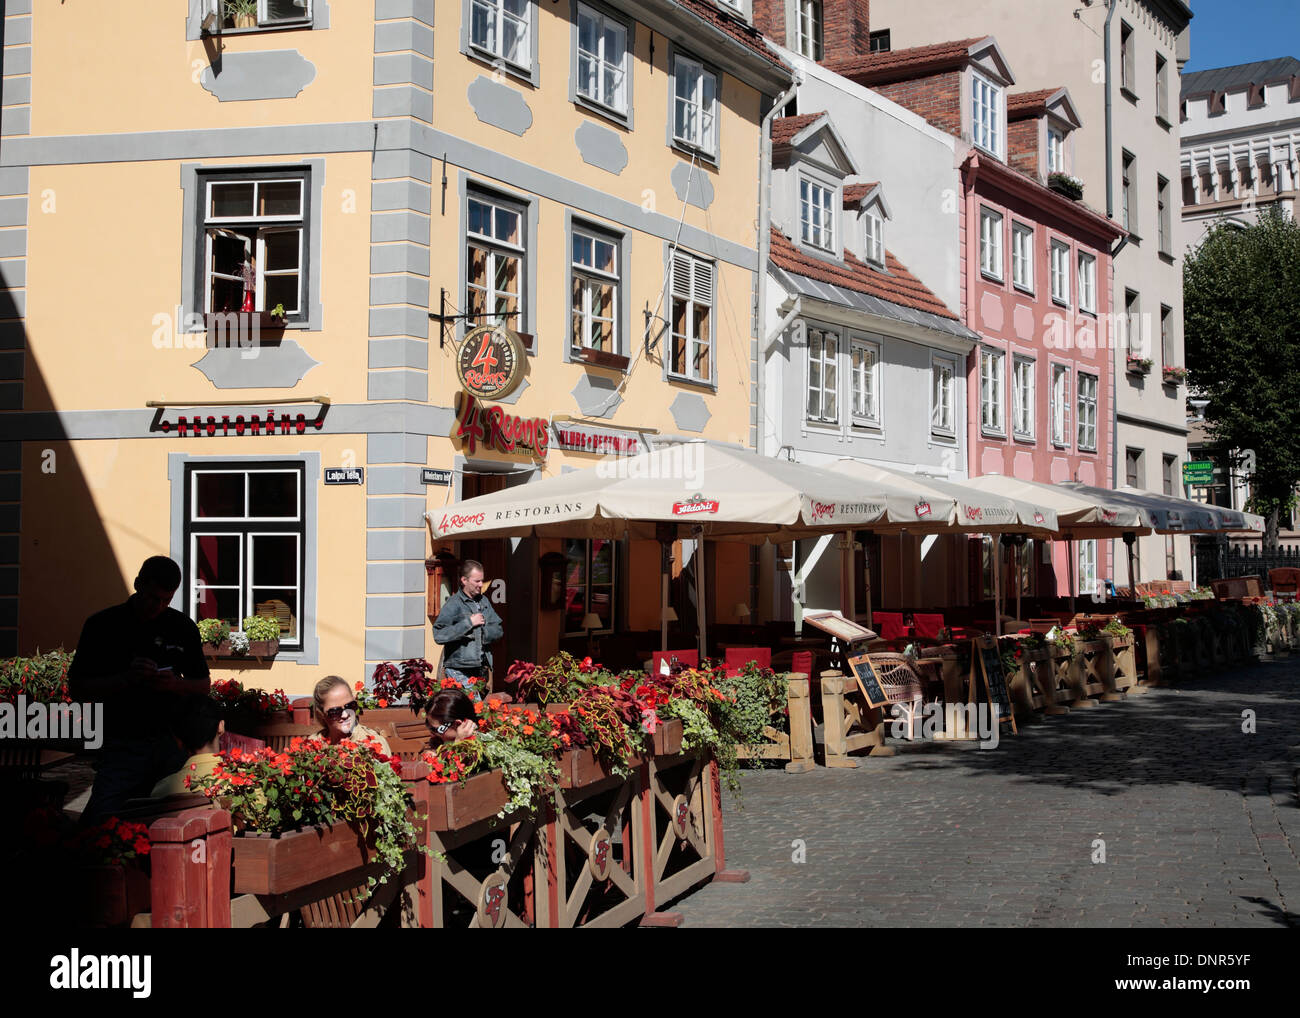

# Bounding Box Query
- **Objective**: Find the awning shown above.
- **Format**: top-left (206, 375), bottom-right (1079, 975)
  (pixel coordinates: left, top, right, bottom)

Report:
top-left (962, 474), bottom-right (1151, 538)
top-left (1062, 482), bottom-right (1265, 535)
top-left (826, 459), bottom-right (1059, 535)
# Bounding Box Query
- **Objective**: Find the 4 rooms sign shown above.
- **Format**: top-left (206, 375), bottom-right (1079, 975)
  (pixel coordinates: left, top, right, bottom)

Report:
top-left (456, 325), bottom-right (526, 401)
top-left (452, 390), bottom-right (549, 460)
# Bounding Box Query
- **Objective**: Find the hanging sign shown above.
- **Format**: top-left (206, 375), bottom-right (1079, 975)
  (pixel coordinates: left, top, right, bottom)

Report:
top-left (672, 493), bottom-right (720, 516)
top-left (551, 421), bottom-right (646, 456)
top-left (452, 390), bottom-right (549, 459)
top-left (149, 403), bottom-right (328, 437)
top-left (456, 325), bottom-right (526, 400)
top-left (1182, 461), bottom-right (1215, 486)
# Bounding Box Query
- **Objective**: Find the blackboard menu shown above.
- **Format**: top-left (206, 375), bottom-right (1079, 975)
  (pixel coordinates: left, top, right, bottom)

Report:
top-left (976, 639), bottom-right (1013, 721)
top-left (847, 653), bottom-right (889, 708)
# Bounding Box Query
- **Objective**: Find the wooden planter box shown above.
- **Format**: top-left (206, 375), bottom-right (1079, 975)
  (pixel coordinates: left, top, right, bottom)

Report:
top-left (232, 820), bottom-right (376, 896)
top-left (203, 638), bottom-right (280, 660)
top-left (424, 769), bottom-right (512, 831)
top-left (78, 863), bottom-right (151, 927)
top-left (652, 718), bottom-right (684, 756)
top-left (223, 708), bottom-right (292, 736)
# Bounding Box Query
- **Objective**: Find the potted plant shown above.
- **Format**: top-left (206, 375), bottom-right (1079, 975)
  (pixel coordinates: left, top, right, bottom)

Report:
top-left (198, 618), bottom-right (232, 657)
top-left (1126, 356), bottom-right (1153, 376)
top-left (240, 614), bottom-right (281, 657)
top-left (1162, 365), bottom-right (1188, 386)
top-left (224, 0), bottom-right (258, 29)
top-left (1047, 172), bottom-right (1084, 201)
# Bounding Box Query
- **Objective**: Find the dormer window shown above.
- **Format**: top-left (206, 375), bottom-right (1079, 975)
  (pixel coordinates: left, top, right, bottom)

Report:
top-left (800, 178), bottom-right (835, 251)
top-left (972, 71), bottom-right (1004, 158)
top-left (1047, 127), bottom-right (1064, 174)
top-left (796, 1), bottom-right (823, 61)
top-left (864, 209), bottom-right (884, 265)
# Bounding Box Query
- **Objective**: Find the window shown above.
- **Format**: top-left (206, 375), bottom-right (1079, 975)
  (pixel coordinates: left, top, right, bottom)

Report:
top-left (1047, 127), bottom-right (1064, 174)
top-left (466, 190), bottom-right (525, 332)
top-left (1122, 151), bottom-right (1136, 233)
top-left (201, 171), bottom-right (308, 321)
top-left (564, 538), bottom-right (616, 636)
top-left (796, 0), bottom-right (823, 60)
top-left (864, 210), bottom-right (884, 266)
top-left (850, 339), bottom-right (880, 426)
top-left (1050, 240), bottom-right (1070, 305)
top-left (869, 30), bottom-right (891, 53)
top-left (931, 356), bottom-right (957, 436)
top-left (1012, 357), bottom-right (1035, 439)
top-left (672, 54), bottom-right (718, 158)
top-left (1156, 53), bottom-right (1169, 121)
top-left (1011, 222), bottom-right (1034, 291)
top-left (576, 4), bottom-right (629, 114)
top-left (980, 207), bottom-right (1004, 280)
top-left (1160, 304), bottom-right (1173, 367)
top-left (1120, 21), bottom-right (1135, 94)
top-left (980, 348), bottom-right (1005, 434)
top-left (800, 178), bottom-right (835, 251)
top-left (1124, 290), bottom-right (1142, 357)
top-left (806, 328), bottom-right (838, 423)
top-left (1163, 454), bottom-right (1177, 496)
top-left (1077, 371), bottom-right (1098, 451)
top-left (206, 0), bottom-right (313, 30)
top-left (1126, 447), bottom-right (1144, 488)
top-left (1050, 363), bottom-right (1070, 446)
top-left (669, 250), bottom-right (714, 383)
top-left (1157, 175), bottom-right (1171, 254)
top-left (1077, 251), bottom-right (1096, 314)
top-left (972, 71), bottom-right (1003, 157)
top-left (470, 0), bottom-right (532, 70)
top-left (1078, 540), bottom-right (1098, 596)
top-left (186, 463), bottom-right (305, 649)
top-left (571, 225), bottom-right (618, 355)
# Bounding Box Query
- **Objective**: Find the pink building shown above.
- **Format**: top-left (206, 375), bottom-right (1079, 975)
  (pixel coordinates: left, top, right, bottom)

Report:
top-left (832, 39), bottom-right (1126, 597)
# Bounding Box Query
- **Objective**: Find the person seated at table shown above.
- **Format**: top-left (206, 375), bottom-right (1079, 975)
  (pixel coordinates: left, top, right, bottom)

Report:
top-left (313, 675), bottom-right (392, 755)
top-left (425, 688), bottom-right (478, 745)
top-left (150, 697), bottom-right (224, 798)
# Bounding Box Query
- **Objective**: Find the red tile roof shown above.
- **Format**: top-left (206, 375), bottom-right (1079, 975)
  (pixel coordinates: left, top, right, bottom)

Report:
top-left (771, 112), bottom-right (826, 145)
top-left (827, 38), bottom-right (985, 84)
top-left (843, 182), bottom-right (880, 206)
top-left (1007, 88), bottom-right (1059, 119)
top-left (676, 0), bottom-right (790, 72)
top-left (769, 227), bottom-right (958, 321)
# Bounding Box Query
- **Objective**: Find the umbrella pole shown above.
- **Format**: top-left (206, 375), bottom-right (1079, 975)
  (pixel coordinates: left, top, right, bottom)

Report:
top-left (993, 536), bottom-right (1002, 637)
top-left (1067, 538), bottom-right (1076, 614)
top-left (693, 527), bottom-right (707, 663)
top-left (1015, 542), bottom-right (1022, 625)
top-left (1126, 542), bottom-right (1136, 598)
top-left (841, 530), bottom-right (855, 620)
top-left (660, 540), bottom-right (670, 653)
top-left (864, 540), bottom-right (873, 629)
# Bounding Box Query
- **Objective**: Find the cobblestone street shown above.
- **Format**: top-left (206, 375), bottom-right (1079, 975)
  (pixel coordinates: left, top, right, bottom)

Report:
top-left (673, 660), bottom-right (1300, 927)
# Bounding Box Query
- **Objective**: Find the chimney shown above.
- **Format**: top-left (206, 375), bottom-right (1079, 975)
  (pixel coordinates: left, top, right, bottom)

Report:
top-left (823, 0), bottom-right (871, 63)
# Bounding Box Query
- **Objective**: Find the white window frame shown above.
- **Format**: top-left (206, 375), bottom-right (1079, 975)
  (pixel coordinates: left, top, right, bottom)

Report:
top-left (1077, 539), bottom-right (1099, 596)
top-left (201, 176), bottom-right (307, 319)
top-left (864, 209), bottom-right (885, 266)
top-left (1047, 127), bottom-right (1064, 174)
top-left (806, 327), bottom-right (839, 425)
top-left (563, 538), bottom-right (618, 637)
top-left (205, 0), bottom-right (314, 30)
top-left (980, 206), bottom-right (1004, 281)
top-left (469, 0), bottom-right (533, 71)
top-left (1050, 239), bottom-right (1070, 306)
top-left (796, 0), bottom-right (823, 60)
top-left (466, 190), bottom-right (527, 332)
top-left (931, 355), bottom-right (957, 437)
top-left (850, 338), bottom-right (881, 427)
top-left (1120, 21), bottom-right (1136, 95)
top-left (980, 347), bottom-right (1006, 435)
top-left (971, 70), bottom-right (1004, 158)
top-left (1077, 371), bottom-right (1098, 452)
top-left (669, 249), bottom-right (715, 384)
top-left (1077, 251), bottom-right (1097, 314)
top-left (1012, 356), bottom-right (1035, 440)
top-left (1157, 175), bottom-right (1171, 254)
top-left (800, 177), bottom-right (836, 252)
top-left (575, 3), bottom-right (629, 116)
top-left (1049, 363), bottom-right (1071, 448)
top-left (671, 53), bottom-right (719, 159)
top-left (1011, 221), bottom-right (1034, 292)
top-left (570, 224), bottom-right (620, 355)
top-left (1156, 53), bottom-right (1170, 121)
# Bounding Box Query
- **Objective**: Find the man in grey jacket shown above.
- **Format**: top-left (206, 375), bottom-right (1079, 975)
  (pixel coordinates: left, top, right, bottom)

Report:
top-left (432, 559), bottom-right (503, 695)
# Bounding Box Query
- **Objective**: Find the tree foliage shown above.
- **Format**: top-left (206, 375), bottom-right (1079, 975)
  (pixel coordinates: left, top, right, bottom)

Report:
top-left (1184, 208), bottom-right (1300, 546)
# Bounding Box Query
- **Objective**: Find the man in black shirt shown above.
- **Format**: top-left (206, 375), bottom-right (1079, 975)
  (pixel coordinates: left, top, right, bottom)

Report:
top-left (69, 556), bottom-right (211, 821)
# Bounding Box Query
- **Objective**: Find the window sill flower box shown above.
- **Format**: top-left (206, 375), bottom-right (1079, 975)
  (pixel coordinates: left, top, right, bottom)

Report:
top-left (203, 639), bottom-right (280, 660)
top-left (576, 347), bottom-right (630, 371)
top-left (424, 769), bottom-right (513, 831)
top-left (1047, 173), bottom-right (1085, 201)
top-left (1162, 366), bottom-right (1188, 386)
top-left (1126, 357), bottom-right (1153, 376)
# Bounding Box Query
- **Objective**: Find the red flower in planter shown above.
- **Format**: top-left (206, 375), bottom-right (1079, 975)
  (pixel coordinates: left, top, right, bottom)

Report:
top-left (133, 838), bottom-right (151, 856)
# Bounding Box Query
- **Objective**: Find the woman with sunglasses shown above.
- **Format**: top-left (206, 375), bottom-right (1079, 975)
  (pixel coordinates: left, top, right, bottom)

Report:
top-left (313, 675), bottom-right (392, 755)
top-left (425, 688), bottom-right (479, 744)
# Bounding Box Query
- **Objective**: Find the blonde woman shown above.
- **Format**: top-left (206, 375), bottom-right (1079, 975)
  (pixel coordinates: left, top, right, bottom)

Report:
top-left (313, 675), bottom-right (392, 756)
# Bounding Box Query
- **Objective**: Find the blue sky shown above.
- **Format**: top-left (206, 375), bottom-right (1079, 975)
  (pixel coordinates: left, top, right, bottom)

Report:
top-left (1182, 0), bottom-right (1300, 73)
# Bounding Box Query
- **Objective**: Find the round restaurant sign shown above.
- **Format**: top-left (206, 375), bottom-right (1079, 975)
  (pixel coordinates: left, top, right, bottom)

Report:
top-left (457, 324), bottom-right (525, 401)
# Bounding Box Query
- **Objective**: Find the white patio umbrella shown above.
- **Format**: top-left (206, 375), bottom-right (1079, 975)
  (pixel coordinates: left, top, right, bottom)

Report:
top-left (1062, 482), bottom-right (1265, 535)
top-left (428, 442), bottom-right (960, 658)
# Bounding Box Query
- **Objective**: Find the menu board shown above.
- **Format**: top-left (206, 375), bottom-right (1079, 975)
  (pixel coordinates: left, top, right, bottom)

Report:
top-left (973, 637), bottom-right (1015, 728)
top-left (803, 612), bottom-right (877, 643)
top-left (847, 653), bottom-right (889, 708)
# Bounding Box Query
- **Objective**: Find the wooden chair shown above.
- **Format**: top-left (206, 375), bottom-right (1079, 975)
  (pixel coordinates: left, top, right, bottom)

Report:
top-left (871, 612), bottom-right (910, 651)
top-left (1269, 567), bottom-right (1300, 600)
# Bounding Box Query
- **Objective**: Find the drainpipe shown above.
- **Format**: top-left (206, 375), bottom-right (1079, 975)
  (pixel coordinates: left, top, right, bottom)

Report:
top-left (755, 72), bottom-right (800, 459)
top-left (1104, 0), bottom-right (1116, 219)
top-left (1105, 0), bottom-right (1120, 581)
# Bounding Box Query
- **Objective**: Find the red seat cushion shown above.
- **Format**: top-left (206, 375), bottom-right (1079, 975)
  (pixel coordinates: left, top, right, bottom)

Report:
top-left (724, 646), bottom-right (771, 677)
top-left (650, 650), bottom-right (698, 675)
top-left (912, 613), bottom-right (945, 642)
top-left (791, 650), bottom-right (813, 677)
top-left (875, 612), bottom-right (908, 642)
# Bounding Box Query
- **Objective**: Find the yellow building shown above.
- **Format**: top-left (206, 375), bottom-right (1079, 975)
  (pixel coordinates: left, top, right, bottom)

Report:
top-left (0, 1), bottom-right (790, 692)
